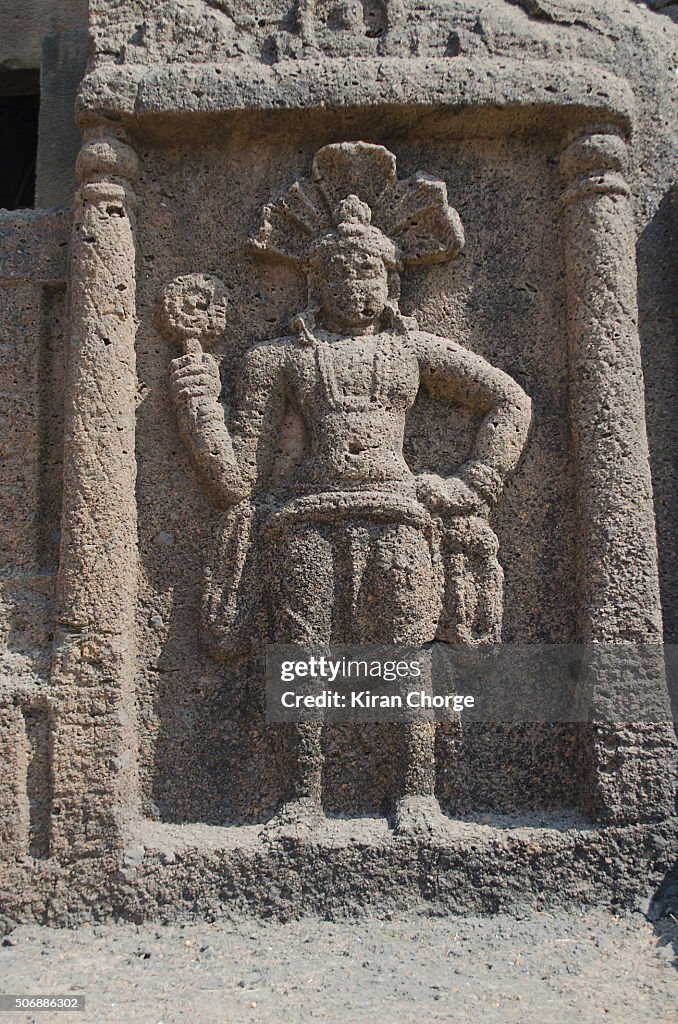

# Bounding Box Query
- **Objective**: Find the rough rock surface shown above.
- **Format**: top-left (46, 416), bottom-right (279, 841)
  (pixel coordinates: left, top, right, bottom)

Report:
top-left (1, 908), bottom-right (677, 1024)
top-left (0, 0), bottom-right (676, 922)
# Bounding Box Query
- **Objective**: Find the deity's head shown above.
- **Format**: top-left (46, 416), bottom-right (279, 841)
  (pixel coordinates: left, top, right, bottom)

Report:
top-left (251, 142), bottom-right (465, 342)
top-left (308, 196), bottom-right (401, 333)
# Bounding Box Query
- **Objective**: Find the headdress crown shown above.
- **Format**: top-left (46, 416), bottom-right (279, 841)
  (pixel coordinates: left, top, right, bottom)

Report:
top-left (251, 142), bottom-right (465, 268)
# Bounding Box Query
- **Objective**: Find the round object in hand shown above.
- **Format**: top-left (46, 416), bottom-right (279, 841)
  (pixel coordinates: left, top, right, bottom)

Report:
top-left (159, 273), bottom-right (228, 353)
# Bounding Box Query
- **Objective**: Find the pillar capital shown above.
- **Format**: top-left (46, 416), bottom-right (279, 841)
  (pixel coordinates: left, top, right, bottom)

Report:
top-left (560, 126), bottom-right (630, 205)
top-left (76, 124), bottom-right (139, 189)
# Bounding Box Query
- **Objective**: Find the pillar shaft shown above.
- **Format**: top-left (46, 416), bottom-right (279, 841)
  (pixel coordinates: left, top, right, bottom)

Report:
top-left (50, 127), bottom-right (140, 858)
top-left (561, 127), bottom-right (676, 822)
top-left (561, 128), bottom-right (662, 642)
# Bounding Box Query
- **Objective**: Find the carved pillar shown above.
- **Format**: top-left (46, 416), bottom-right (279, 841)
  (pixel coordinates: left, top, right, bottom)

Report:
top-left (50, 124), bottom-right (140, 859)
top-left (560, 126), bottom-right (676, 822)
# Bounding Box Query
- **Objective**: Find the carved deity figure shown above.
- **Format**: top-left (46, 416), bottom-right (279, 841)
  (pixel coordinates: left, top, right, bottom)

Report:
top-left (164, 143), bottom-right (531, 833)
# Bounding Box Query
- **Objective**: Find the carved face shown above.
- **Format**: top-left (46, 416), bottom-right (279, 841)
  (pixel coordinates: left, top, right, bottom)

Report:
top-left (316, 247), bottom-right (389, 332)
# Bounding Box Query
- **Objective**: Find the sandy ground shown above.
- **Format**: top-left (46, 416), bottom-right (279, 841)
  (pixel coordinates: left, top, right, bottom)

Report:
top-left (1, 908), bottom-right (676, 1024)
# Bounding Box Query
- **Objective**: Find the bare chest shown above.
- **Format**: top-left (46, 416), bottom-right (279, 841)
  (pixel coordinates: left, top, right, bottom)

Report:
top-left (287, 334), bottom-right (419, 412)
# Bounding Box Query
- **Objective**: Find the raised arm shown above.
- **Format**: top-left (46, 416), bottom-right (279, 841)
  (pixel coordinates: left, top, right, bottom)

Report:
top-left (413, 332), bottom-right (532, 511)
top-left (169, 342), bottom-right (285, 507)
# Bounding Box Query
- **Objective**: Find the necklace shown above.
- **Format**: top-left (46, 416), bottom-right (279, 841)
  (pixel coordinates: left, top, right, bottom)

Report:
top-left (314, 333), bottom-right (391, 412)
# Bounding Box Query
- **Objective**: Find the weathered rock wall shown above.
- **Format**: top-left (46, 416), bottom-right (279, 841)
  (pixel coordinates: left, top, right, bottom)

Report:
top-left (0, 0), bottom-right (676, 925)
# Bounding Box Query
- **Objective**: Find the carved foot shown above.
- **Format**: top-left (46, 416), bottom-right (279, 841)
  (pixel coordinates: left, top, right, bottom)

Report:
top-left (393, 795), bottom-right (448, 838)
top-left (261, 797), bottom-right (325, 839)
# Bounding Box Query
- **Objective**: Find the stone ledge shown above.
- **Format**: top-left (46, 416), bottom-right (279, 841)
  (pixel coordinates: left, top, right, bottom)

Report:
top-left (3, 815), bottom-right (675, 925)
top-left (76, 56), bottom-right (635, 131)
top-left (130, 811), bottom-right (593, 854)
top-left (83, 813), bottom-right (678, 920)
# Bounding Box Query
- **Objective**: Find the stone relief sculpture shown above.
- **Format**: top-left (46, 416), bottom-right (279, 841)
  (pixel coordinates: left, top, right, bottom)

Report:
top-left (161, 142), bottom-right (531, 831)
top-left (199, 0), bottom-right (407, 57)
top-left (295, 0), bottom-right (405, 49)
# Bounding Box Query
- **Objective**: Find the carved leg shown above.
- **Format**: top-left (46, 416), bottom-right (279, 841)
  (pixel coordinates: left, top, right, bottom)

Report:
top-left (265, 722), bottom-right (326, 834)
top-left (357, 522), bottom-right (446, 832)
top-left (270, 522), bottom-right (334, 645)
top-left (356, 522), bottom-right (441, 645)
top-left (268, 523), bottom-right (334, 827)
top-left (393, 720), bottom-right (447, 837)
